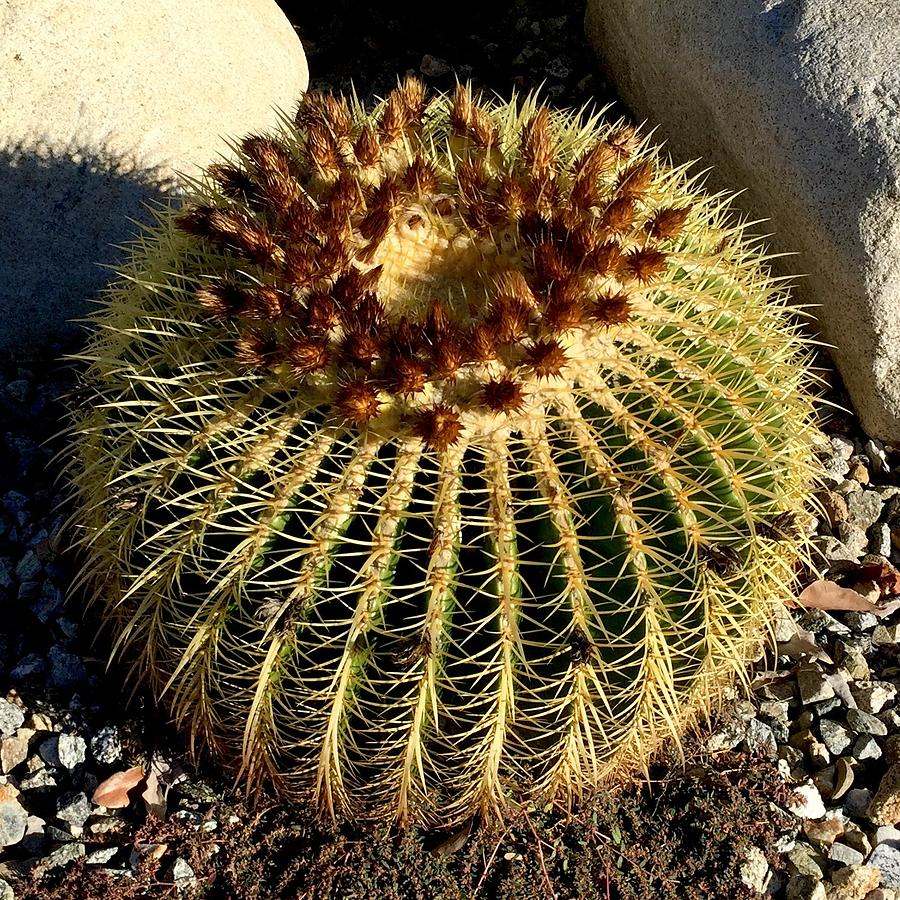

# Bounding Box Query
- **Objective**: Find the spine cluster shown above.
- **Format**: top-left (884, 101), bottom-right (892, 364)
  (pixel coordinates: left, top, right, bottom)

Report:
top-left (177, 78), bottom-right (691, 451)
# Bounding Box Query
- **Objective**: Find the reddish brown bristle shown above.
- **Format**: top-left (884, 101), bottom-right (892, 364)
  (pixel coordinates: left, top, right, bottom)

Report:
top-left (379, 91), bottom-right (409, 143)
top-left (175, 205), bottom-right (223, 239)
top-left (305, 124), bottom-right (342, 177)
top-left (426, 300), bottom-right (452, 337)
top-left (494, 270), bottom-right (538, 309)
top-left (283, 245), bottom-right (317, 288)
top-left (242, 135), bottom-right (294, 178)
top-left (321, 95), bottom-right (354, 142)
top-left (621, 247), bottom-right (668, 285)
top-left (323, 172), bottom-right (365, 227)
top-left (334, 379), bottom-right (381, 425)
top-left (601, 197), bottom-right (637, 234)
top-left (570, 171), bottom-right (601, 212)
top-left (353, 294), bottom-right (386, 330)
top-left (342, 331), bottom-right (381, 368)
top-left (606, 125), bottom-right (639, 159)
top-left (390, 317), bottom-right (425, 357)
top-left (304, 293), bottom-right (339, 331)
top-left (495, 175), bottom-right (526, 222)
top-left (584, 240), bottom-right (623, 277)
top-left (482, 377), bottom-right (525, 413)
top-left (617, 160), bottom-right (654, 198)
top-left (526, 337), bottom-right (567, 378)
top-left (207, 163), bottom-right (257, 200)
top-left (403, 156), bottom-right (438, 194)
top-left (288, 336), bottom-right (330, 374)
top-left (467, 322), bottom-right (498, 363)
top-left (178, 207), bottom-right (281, 267)
top-left (521, 107), bottom-right (553, 178)
top-left (566, 223), bottom-right (602, 261)
top-left (468, 106), bottom-right (497, 148)
top-left (353, 125), bottom-right (381, 167)
top-left (282, 195), bottom-right (316, 240)
top-left (398, 75), bottom-right (426, 121)
top-left (247, 285), bottom-right (288, 321)
top-left (543, 281), bottom-right (586, 332)
top-left (332, 269), bottom-right (379, 310)
top-left (489, 297), bottom-right (531, 344)
top-left (456, 160), bottom-right (489, 225)
top-left (525, 171), bottom-right (559, 218)
top-left (450, 84), bottom-right (474, 134)
top-left (432, 332), bottom-right (465, 378)
top-left (646, 206), bottom-right (691, 240)
top-left (392, 356), bottom-right (428, 396)
top-left (532, 242), bottom-right (570, 286)
top-left (316, 234), bottom-right (351, 276)
top-left (234, 332), bottom-right (278, 370)
top-left (195, 283), bottom-right (250, 320)
top-left (518, 211), bottom-right (553, 247)
top-left (413, 404), bottom-right (462, 451)
top-left (573, 142), bottom-right (618, 182)
top-left (358, 208), bottom-right (393, 257)
top-left (591, 290), bottom-right (632, 326)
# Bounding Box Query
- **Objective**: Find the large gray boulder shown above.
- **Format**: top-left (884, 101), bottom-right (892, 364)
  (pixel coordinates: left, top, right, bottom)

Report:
top-left (585, 0), bottom-right (900, 442)
top-left (0, 0), bottom-right (308, 351)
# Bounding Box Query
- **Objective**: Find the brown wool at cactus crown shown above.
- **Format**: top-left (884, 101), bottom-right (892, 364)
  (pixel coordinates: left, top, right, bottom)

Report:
top-left (67, 77), bottom-right (823, 827)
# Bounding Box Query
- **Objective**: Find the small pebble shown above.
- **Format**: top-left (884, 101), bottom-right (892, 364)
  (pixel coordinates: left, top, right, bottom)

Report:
top-left (828, 840), bottom-right (865, 869)
top-left (798, 664), bottom-right (836, 704)
top-left (868, 842), bottom-right (900, 888)
top-left (90, 725), bottom-right (121, 765)
top-left (785, 874), bottom-right (826, 900)
top-left (0, 793), bottom-right (27, 847)
top-left (0, 699), bottom-right (24, 737)
top-left (820, 720), bottom-right (854, 756)
top-left (829, 863), bottom-right (880, 897)
top-left (56, 791), bottom-right (92, 829)
top-left (851, 681), bottom-right (897, 714)
top-left (874, 624), bottom-right (900, 645)
top-left (847, 708), bottom-right (888, 736)
top-left (843, 788), bottom-right (873, 818)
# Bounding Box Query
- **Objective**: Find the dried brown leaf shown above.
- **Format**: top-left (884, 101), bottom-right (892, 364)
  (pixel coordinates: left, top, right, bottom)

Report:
top-left (777, 628), bottom-right (833, 664)
top-left (92, 764), bottom-right (145, 808)
top-left (795, 579), bottom-right (887, 615)
top-left (857, 561), bottom-right (900, 597)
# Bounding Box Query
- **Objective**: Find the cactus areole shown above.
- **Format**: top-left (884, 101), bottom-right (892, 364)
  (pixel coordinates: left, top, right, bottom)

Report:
top-left (69, 80), bottom-right (821, 827)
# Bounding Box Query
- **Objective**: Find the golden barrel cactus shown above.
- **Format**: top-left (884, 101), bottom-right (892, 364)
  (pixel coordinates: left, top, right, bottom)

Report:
top-left (68, 79), bottom-right (820, 827)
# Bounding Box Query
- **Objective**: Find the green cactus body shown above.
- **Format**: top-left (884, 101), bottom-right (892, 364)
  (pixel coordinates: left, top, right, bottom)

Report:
top-left (69, 80), bottom-right (820, 827)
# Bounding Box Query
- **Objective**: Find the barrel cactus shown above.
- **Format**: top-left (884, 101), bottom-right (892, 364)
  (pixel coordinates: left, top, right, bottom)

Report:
top-left (68, 78), bottom-right (821, 828)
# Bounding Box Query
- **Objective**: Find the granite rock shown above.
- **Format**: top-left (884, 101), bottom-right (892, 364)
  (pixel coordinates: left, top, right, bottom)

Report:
top-left (0, 0), bottom-right (308, 351)
top-left (584, 0), bottom-right (900, 441)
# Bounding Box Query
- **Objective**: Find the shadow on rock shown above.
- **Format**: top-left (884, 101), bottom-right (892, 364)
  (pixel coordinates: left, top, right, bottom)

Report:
top-left (0, 141), bottom-right (176, 355)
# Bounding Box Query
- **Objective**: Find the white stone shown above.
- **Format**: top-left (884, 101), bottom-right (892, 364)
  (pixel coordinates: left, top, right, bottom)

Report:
top-left (789, 782), bottom-right (827, 820)
top-left (585, 0), bottom-right (900, 441)
top-left (0, 0), bottom-right (308, 351)
top-left (740, 846), bottom-right (773, 894)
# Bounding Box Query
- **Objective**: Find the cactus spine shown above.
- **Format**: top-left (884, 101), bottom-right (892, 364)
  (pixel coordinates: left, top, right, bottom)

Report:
top-left (68, 79), bottom-right (821, 827)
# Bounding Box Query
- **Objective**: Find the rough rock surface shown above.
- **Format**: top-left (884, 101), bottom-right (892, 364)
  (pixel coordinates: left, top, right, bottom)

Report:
top-left (0, 0), bottom-right (308, 351)
top-left (584, 0), bottom-right (900, 442)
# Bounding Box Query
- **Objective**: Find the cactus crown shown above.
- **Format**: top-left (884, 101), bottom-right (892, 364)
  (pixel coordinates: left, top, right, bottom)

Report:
top-left (178, 79), bottom-right (685, 449)
top-left (68, 78), bottom-right (822, 829)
